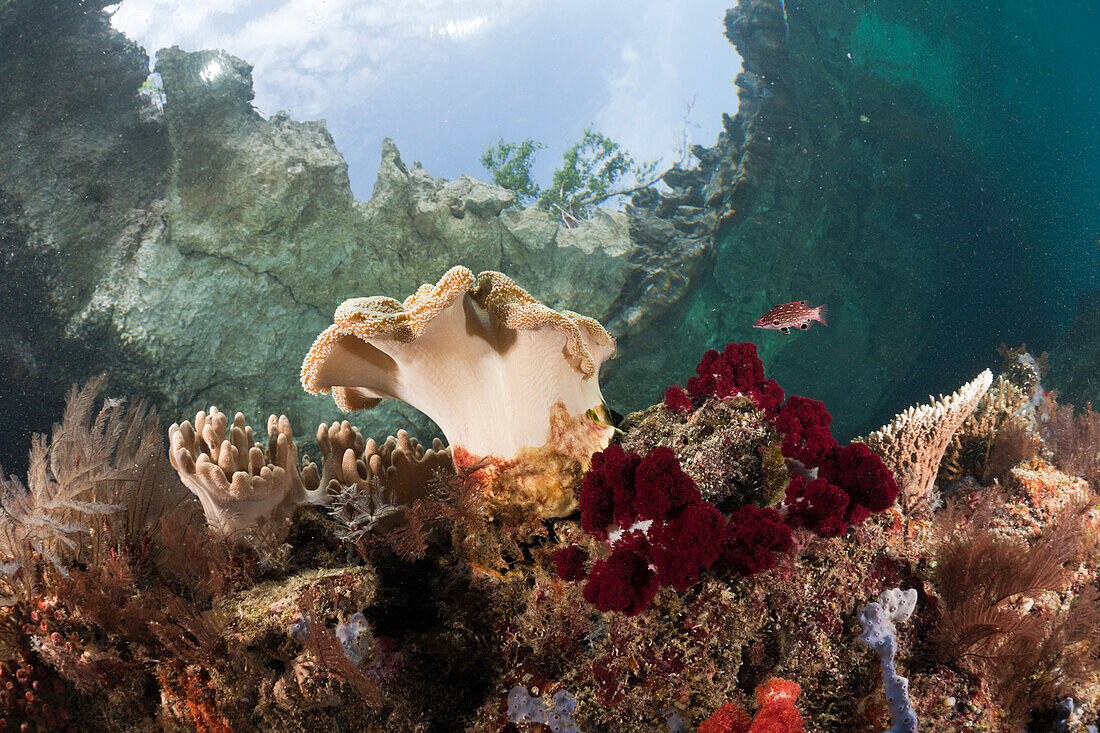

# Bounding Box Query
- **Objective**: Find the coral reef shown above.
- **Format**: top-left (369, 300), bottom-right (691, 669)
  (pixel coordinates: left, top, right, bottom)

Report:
top-left (0, 1), bottom-right (1098, 729)
top-left (0, 326), bottom-right (1098, 732)
top-left (864, 370), bottom-right (992, 515)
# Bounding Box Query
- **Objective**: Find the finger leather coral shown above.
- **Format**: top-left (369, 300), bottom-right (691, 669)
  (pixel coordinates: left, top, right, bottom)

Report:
top-left (301, 422), bottom-right (452, 535)
top-left (300, 265), bottom-right (617, 519)
top-left (168, 407), bottom-right (306, 539)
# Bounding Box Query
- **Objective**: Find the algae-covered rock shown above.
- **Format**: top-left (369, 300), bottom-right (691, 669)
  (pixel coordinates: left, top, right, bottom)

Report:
top-left (619, 397), bottom-right (788, 511)
top-left (219, 565), bottom-right (378, 647)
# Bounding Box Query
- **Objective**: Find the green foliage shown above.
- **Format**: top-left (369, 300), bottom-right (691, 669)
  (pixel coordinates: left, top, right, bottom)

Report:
top-left (540, 129), bottom-right (657, 220)
top-left (480, 127), bottom-right (659, 223)
top-left (479, 138), bottom-right (544, 203)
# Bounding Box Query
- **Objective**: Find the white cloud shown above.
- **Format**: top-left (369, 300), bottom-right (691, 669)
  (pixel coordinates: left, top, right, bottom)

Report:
top-left (113, 0), bottom-right (533, 115)
top-left (594, 1), bottom-right (740, 173)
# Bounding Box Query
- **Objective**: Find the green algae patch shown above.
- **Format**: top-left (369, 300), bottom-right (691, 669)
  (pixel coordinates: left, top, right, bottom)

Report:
top-left (218, 565), bottom-right (378, 646)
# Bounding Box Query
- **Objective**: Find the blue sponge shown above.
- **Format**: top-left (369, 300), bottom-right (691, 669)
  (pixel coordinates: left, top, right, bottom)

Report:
top-left (858, 588), bottom-right (918, 733)
top-left (506, 685), bottom-right (583, 733)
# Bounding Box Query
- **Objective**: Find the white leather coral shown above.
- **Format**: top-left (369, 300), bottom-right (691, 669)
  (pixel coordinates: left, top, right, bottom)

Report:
top-left (300, 266), bottom-right (617, 518)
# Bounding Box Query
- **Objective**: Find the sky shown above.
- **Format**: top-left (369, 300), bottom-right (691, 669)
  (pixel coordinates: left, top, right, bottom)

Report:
top-left (108, 0), bottom-right (742, 200)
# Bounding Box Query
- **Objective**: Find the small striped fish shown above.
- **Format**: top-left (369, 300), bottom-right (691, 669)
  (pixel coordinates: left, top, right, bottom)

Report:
top-left (753, 301), bottom-right (827, 334)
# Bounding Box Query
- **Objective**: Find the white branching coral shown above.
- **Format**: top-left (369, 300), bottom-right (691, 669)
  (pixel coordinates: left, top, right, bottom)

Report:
top-left (168, 408), bottom-right (306, 538)
top-left (864, 370), bottom-right (993, 515)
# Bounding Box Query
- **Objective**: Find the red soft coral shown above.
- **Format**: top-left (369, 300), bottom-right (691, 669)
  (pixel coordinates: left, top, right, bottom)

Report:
top-left (648, 501), bottom-right (726, 591)
top-left (750, 678), bottom-right (804, 733)
top-left (686, 342), bottom-right (784, 414)
top-left (755, 677), bottom-right (801, 706)
top-left (575, 447), bottom-right (730, 612)
top-left (701, 680), bottom-right (804, 733)
top-left (579, 444), bottom-right (642, 540)
top-left (722, 505), bottom-right (793, 576)
top-left (582, 530), bottom-right (658, 616)
top-left (772, 395), bottom-right (838, 466)
top-left (632, 446), bottom-right (699, 521)
top-left (664, 384), bottom-right (694, 413)
top-left (783, 476), bottom-right (850, 538)
top-left (699, 702), bottom-right (752, 733)
top-left (552, 545), bottom-right (587, 582)
top-left (819, 442), bottom-right (899, 516)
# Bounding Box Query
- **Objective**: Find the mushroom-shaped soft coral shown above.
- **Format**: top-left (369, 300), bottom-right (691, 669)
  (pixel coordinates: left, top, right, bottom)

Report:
top-left (301, 266), bottom-right (616, 518)
top-left (168, 408), bottom-right (305, 539)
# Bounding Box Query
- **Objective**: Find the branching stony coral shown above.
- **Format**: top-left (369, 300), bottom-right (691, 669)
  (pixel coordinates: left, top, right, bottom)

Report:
top-left (864, 370), bottom-right (992, 516)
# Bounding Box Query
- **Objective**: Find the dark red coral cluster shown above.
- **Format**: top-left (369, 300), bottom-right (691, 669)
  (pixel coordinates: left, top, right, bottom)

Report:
top-left (571, 343), bottom-right (899, 614)
top-left (574, 446), bottom-right (727, 614)
top-left (683, 342), bottom-right (786, 415)
top-left (686, 342), bottom-right (898, 540)
top-left (571, 445), bottom-right (792, 614)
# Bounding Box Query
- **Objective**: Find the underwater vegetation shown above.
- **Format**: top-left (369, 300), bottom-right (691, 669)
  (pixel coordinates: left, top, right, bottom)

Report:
top-left (0, 264), bottom-right (1098, 732)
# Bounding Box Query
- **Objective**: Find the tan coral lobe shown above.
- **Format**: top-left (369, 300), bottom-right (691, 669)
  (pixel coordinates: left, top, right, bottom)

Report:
top-left (168, 407), bottom-right (306, 539)
top-left (864, 369), bottom-right (993, 515)
top-left (300, 266), bottom-right (616, 461)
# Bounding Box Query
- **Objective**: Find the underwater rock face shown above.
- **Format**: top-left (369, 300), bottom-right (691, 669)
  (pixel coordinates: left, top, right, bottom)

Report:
top-left (3, 0), bottom-right (1089, 466)
top-left (0, 3), bottom-right (630, 461)
top-left (89, 45), bottom-right (630, 447)
top-left (0, 0), bottom-right (171, 471)
top-left (603, 0), bottom-right (1070, 438)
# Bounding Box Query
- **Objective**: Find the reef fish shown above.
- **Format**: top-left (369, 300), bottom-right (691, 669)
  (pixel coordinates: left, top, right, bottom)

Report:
top-left (753, 301), bottom-right (827, 334)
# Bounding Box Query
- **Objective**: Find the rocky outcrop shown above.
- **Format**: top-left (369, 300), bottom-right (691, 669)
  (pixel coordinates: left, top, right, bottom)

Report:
top-left (604, 0), bottom-right (1062, 437)
top-left (0, 11), bottom-right (631, 471)
top-left (0, 0), bottom-right (170, 471)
